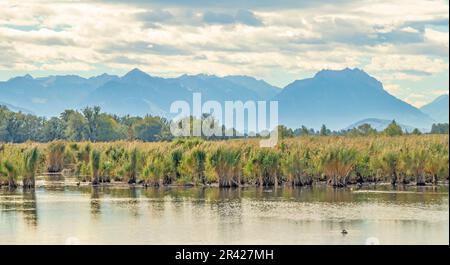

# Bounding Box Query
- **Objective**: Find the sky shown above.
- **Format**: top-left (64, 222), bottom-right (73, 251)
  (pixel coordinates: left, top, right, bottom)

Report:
top-left (0, 0), bottom-right (448, 107)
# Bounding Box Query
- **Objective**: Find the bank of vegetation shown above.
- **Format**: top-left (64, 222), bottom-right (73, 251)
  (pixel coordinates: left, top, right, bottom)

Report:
top-left (1, 105), bottom-right (448, 143)
top-left (0, 135), bottom-right (448, 188)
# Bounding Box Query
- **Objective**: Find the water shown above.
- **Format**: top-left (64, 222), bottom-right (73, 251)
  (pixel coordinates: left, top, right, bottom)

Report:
top-left (0, 182), bottom-right (448, 245)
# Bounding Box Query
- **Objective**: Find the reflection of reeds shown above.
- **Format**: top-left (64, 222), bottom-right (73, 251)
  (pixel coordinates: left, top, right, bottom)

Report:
top-left (90, 187), bottom-right (101, 215)
top-left (22, 191), bottom-right (38, 226)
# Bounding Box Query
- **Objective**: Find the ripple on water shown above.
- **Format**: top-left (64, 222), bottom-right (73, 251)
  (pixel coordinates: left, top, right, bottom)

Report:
top-left (0, 186), bottom-right (448, 244)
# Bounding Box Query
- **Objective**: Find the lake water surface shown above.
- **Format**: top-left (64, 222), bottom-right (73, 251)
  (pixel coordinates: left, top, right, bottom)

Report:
top-left (0, 181), bottom-right (448, 245)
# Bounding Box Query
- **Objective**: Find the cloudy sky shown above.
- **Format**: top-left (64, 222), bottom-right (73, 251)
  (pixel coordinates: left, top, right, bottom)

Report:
top-left (0, 0), bottom-right (448, 107)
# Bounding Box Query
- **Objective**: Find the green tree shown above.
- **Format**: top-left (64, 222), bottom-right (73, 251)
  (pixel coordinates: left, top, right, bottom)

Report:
top-left (133, 116), bottom-right (169, 141)
top-left (62, 110), bottom-right (87, 141)
top-left (352, 123), bottom-right (377, 136)
top-left (383, 120), bottom-right (403, 136)
top-left (82, 106), bottom-right (101, 141)
top-left (411, 128), bottom-right (422, 135)
top-left (0, 111), bottom-right (24, 142)
top-left (431, 123), bottom-right (449, 134)
top-left (299, 125), bottom-right (310, 136)
top-left (42, 117), bottom-right (66, 141)
top-left (320, 124), bottom-right (330, 136)
top-left (96, 114), bottom-right (126, 141)
top-left (278, 125), bottom-right (294, 139)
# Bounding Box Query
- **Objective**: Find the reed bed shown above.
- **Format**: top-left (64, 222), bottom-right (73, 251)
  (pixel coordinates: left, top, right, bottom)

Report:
top-left (0, 135), bottom-right (448, 188)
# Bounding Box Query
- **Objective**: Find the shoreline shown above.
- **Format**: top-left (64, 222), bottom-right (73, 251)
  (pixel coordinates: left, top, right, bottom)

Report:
top-left (1, 178), bottom-right (448, 190)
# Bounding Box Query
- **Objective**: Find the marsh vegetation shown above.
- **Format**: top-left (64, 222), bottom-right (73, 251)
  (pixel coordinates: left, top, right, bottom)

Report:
top-left (0, 135), bottom-right (448, 188)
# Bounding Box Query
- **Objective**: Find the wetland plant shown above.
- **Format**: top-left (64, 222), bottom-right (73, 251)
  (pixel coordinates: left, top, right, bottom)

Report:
top-left (90, 150), bottom-right (101, 185)
top-left (23, 147), bottom-right (40, 189)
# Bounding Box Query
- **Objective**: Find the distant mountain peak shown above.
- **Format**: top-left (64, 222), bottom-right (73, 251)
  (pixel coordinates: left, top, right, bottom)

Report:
top-left (89, 73), bottom-right (117, 80)
top-left (420, 94), bottom-right (449, 123)
top-left (276, 68), bottom-right (433, 129)
top-left (0, 68), bottom-right (437, 131)
top-left (122, 68), bottom-right (152, 82)
top-left (95, 73), bottom-right (111, 78)
top-left (434, 94), bottom-right (449, 103)
top-left (7, 73), bottom-right (35, 83)
top-left (226, 75), bottom-right (259, 82)
top-left (314, 67), bottom-right (367, 79)
top-left (23, 74), bottom-right (33, 80)
top-left (183, 73), bottom-right (217, 79)
top-left (125, 68), bottom-right (147, 75)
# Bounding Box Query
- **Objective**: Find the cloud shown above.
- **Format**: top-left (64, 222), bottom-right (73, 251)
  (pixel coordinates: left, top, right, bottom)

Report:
top-left (404, 93), bottom-right (428, 107)
top-left (365, 54), bottom-right (448, 81)
top-left (425, 28), bottom-right (449, 47)
top-left (431, 89), bottom-right (449, 96)
top-left (40, 62), bottom-right (93, 72)
top-left (377, 29), bottom-right (424, 44)
top-left (0, 27), bottom-right (76, 46)
top-left (0, 0), bottom-right (447, 101)
top-left (384, 83), bottom-right (402, 93)
top-left (135, 10), bottom-right (174, 28)
top-left (235, 10), bottom-right (263, 26)
top-left (101, 41), bottom-right (189, 56)
top-left (96, 0), bottom-right (353, 10)
top-left (203, 12), bottom-right (235, 24)
top-left (202, 10), bottom-right (262, 26)
top-left (136, 10), bottom-right (174, 23)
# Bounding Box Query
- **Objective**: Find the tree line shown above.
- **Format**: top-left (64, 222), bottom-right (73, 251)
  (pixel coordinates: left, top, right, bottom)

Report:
top-left (0, 105), bottom-right (448, 143)
top-left (0, 105), bottom-right (171, 143)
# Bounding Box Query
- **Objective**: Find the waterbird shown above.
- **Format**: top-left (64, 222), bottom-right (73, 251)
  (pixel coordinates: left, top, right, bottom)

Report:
top-left (341, 229), bottom-right (348, 235)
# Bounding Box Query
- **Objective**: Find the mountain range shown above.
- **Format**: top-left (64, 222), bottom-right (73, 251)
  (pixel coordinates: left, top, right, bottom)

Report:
top-left (420, 94), bottom-right (449, 124)
top-left (0, 68), bottom-right (447, 130)
top-left (276, 68), bottom-right (438, 130)
top-left (345, 118), bottom-right (417, 133)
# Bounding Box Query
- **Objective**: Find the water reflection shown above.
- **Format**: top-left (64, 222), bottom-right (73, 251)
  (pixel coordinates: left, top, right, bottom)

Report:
top-left (0, 184), bottom-right (448, 244)
top-left (0, 188), bottom-right (18, 212)
top-left (121, 187), bottom-right (140, 217)
top-left (90, 187), bottom-right (101, 216)
top-left (22, 190), bottom-right (38, 227)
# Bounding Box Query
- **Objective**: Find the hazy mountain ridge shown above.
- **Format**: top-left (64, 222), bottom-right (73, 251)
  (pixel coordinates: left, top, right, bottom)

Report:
top-left (420, 94), bottom-right (449, 123)
top-left (275, 68), bottom-right (434, 130)
top-left (0, 68), bottom-right (442, 130)
top-left (223, 75), bottom-right (281, 99)
top-left (0, 101), bottom-right (33, 114)
top-left (0, 73), bottom-right (119, 116)
top-left (345, 118), bottom-right (420, 133)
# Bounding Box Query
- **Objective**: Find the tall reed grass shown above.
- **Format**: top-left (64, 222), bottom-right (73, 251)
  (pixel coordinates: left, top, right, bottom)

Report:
top-left (0, 135), bottom-right (448, 188)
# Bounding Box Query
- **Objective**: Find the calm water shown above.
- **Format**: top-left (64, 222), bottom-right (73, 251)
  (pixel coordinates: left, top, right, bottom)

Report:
top-left (0, 181), bottom-right (448, 245)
